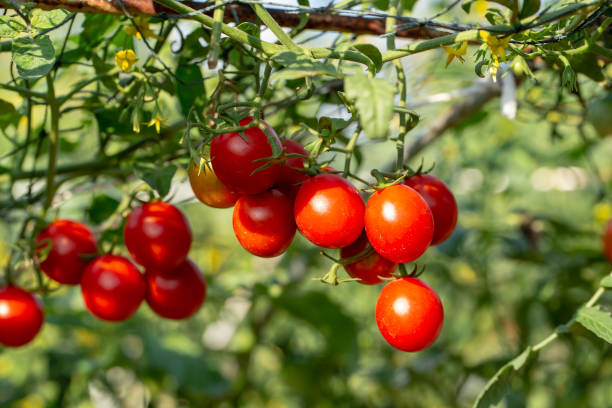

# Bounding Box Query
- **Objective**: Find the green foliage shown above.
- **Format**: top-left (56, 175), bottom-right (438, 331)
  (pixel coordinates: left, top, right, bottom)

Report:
top-left (11, 35), bottom-right (55, 79)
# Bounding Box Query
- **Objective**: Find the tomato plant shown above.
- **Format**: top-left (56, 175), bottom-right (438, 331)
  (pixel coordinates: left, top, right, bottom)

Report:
top-left (340, 232), bottom-right (397, 285)
top-left (188, 159), bottom-right (240, 208)
top-left (0, 286), bottom-right (44, 347)
top-left (124, 202), bottom-right (192, 271)
top-left (210, 116), bottom-right (282, 195)
top-left (294, 174), bottom-right (364, 249)
top-left (35, 219), bottom-right (98, 285)
top-left (365, 184), bottom-right (434, 263)
top-left (232, 189), bottom-right (296, 257)
top-left (376, 277), bottom-right (444, 352)
top-left (405, 174), bottom-right (458, 245)
top-left (145, 259), bottom-right (206, 320)
top-left (80, 255), bottom-right (146, 322)
top-left (276, 140), bottom-right (310, 198)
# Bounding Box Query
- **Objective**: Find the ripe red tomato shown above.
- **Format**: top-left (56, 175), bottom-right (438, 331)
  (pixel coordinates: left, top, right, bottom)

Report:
top-left (276, 140), bottom-right (309, 197)
top-left (376, 277), bottom-right (444, 352)
top-left (35, 219), bottom-right (98, 285)
top-left (0, 286), bottom-right (44, 347)
top-left (294, 174), bottom-right (364, 249)
top-left (233, 189), bottom-right (296, 257)
top-left (210, 116), bottom-right (282, 195)
top-left (189, 159), bottom-right (240, 208)
top-left (604, 220), bottom-right (612, 263)
top-left (340, 232), bottom-right (397, 285)
top-left (145, 259), bottom-right (206, 320)
top-left (81, 254), bottom-right (146, 322)
top-left (124, 202), bottom-right (192, 271)
top-left (365, 184), bottom-right (434, 263)
top-left (405, 174), bottom-right (458, 245)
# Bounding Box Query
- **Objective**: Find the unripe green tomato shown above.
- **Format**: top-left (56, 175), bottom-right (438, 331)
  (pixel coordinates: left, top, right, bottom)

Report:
top-left (587, 93), bottom-right (612, 137)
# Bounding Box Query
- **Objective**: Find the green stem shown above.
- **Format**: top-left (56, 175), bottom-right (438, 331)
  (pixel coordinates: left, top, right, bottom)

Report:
top-left (343, 126), bottom-right (361, 177)
top-left (251, 2), bottom-right (302, 53)
top-left (590, 43), bottom-right (612, 60)
top-left (57, 69), bottom-right (119, 106)
top-left (592, 17), bottom-right (612, 42)
top-left (44, 74), bottom-right (60, 211)
top-left (207, 0), bottom-right (225, 69)
top-left (0, 83), bottom-right (47, 100)
top-left (382, 30), bottom-right (479, 62)
top-left (217, 101), bottom-right (259, 112)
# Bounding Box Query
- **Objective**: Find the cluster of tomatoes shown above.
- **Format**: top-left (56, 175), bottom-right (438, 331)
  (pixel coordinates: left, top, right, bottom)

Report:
top-left (0, 203), bottom-right (205, 348)
top-left (189, 116), bottom-right (459, 351)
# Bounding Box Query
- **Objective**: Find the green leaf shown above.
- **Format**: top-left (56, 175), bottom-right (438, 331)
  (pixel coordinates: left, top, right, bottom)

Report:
top-left (576, 307), bottom-right (612, 344)
top-left (0, 16), bottom-right (26, 39)
top-left (31, 9), bottom-right (71, 30)
top-left (87, 194), bottom-right (120, 225)
top-left (520, 0), bottom-right (541, 18)
top-left (344, 74), bottom-right (396, 139)
top-left (568, 53), bottom-right (605, 82)
top-left (601, 275), bottom-right (612, 289)
top-left (136, 164), bottom-right (177, 197)
top-left (352, 44), bottom-right (383, 73)
top-left (401, 0), bottom-right (418, 11)
top-left (473, 347), bottom-right (535, 408)
top-left (271, 51), bottom-right (341, 80)
top-left (0, 98), bottom-right (16, 126)
top-left (236, 22), bottom-right (260, 38)
top-left (176, 59), bottom-right (206, 118)
top-left (11, 35), bottom-right (55, 79)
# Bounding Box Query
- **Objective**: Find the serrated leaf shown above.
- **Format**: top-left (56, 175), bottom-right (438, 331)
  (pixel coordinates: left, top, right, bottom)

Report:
top-left (12, 35), bottom-right (55, 79)
top-left (576, 307), bottom-right (612, 344)
top-left (136, 164), bottom-right (177, 197)
top-left (352, 44), bottom-right (383, 73)
top-left (601, 275), bottom-right (612, 289)
top-left (473, 347), bottom-right (534, 408)
top-left (271, 51), bottom-right (341, 80)
top-left (30, 9), bottom-right (70, 30)
top-left (344, 74), bottom-right (396, 139)
top-left (0, 16), bottom-right (26, 39)
top-left (87, 194), bottom-right (120, 225)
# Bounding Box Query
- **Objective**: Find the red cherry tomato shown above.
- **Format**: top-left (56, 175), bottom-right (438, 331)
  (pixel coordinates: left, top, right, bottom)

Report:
top-left (405, 174), bottom-right (458, 245)
top-left (189, 159), bottom-right (240, 208)
top-left (376, 277), bottom-right (444, 352)
top-left (124, 202), bottom-right (192, 271)
top-left (233, 189), bottom-right (296, 257)
top-left (0, 286), bottom-right (44, 347)
top-left (145, 259), bottom-right (206, 320)
top-left (604, 220), bottom-right (612, 263)
top-left (35, 219), bottom-right (98, 285)
top-left (340, 232), bottom-right (397, 285)
top-left (276, 140), bottom-right (309, 198)
top-left (294, 174), bottom-right (365, 249)
top-left (365, 184), bottom-right (434, 263)
top-left (81, 254), bottom-right (146, 322)
top-left (210, 116), bottom-right (282, 195)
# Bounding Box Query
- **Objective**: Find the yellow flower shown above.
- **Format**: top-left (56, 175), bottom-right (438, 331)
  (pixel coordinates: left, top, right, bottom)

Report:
top-left (147, 113), bottom-right (167, 134)
top-left (480, 30), bottom-right (512, 68)
top-left (474, 0), bottom-right (489, 16)
top-left (442, 42), bottom-right (468, 68)
top-left (125, 17), bottom-right (163, 40)
top-left (115, 49), bottom-right (138, 72)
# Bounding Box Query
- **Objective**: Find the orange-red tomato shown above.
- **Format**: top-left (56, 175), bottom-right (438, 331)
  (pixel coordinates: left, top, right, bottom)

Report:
top-left (376, 277), bottom-right (444, 352)
top-left (188, 160), bottom-right (240, 208)
top-left (340, 232), bottom-right (397, 285)
top-left (0, 286), bottom-right (44, 347)
top-left (81, 254), bottom-right (146, 322)
top-left (35, 219), bottom-right (98, 285)
top-left (405, 174), bottom-right (458, 245)
top-left (365, 184), bottom-right (434, 263)
top-left (233, 189), bottom-right (296, 257)
top-left (145, 259), bottom-right (206, 320)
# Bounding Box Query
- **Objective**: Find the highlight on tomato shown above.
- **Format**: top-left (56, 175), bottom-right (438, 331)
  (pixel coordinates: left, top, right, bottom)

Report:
top-left (0, 285), bottom-right (44, 347)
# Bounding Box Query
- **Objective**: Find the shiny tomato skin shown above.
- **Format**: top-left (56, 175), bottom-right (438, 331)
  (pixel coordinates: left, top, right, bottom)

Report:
top-left (81, 255), bottom-right (146, 322)
top-left (124, 202), bottom-right (192, 272)
top-left (276, 140), bottom-right (309, 197)
top-left (189, 160), bottom-right (240, 208)
top-left (294, 174), bottom-right (365, 249)
top-left (604, 220), bottom-right (612, 263)
top-left (376, 277), bottom-right (444, 352)
top-left (210, 116), bottom-right (282, 195)
top-left (0, 286), bottom-right (44, 347)
top-left (365, 184), bottom-right (434, 263)
top-left (233, 189), bottom-right (296, 257)
top-left (405, 174), bottom-right (458, 245)
top-left (35, 219), bottom-right (98, 285)
top-left (340, 232), bottom-right (397, 285)
top-left (145, 259), bottom-right (206, 320)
